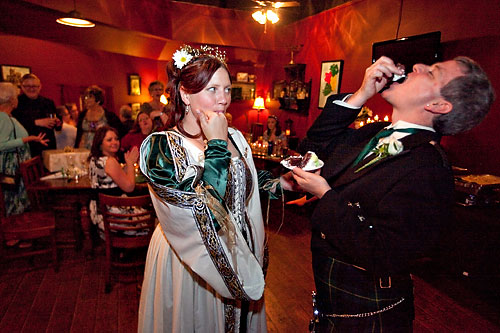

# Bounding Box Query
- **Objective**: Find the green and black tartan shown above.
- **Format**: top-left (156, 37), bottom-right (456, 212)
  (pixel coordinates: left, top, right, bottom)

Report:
top-left (312, 254), bottom-right (414, 332)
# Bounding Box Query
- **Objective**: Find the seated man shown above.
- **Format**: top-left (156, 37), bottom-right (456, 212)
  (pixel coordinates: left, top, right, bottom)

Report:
top-left (118, 104), bottom-right (134, 137)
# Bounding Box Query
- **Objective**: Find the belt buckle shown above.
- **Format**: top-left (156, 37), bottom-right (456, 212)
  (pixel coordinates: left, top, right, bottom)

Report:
top-left (379, 276), bottom-right (391, 289)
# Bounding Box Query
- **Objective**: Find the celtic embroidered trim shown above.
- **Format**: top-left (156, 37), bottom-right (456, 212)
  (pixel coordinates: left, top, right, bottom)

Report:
top-left (150, 131), bottom-right (251, 301)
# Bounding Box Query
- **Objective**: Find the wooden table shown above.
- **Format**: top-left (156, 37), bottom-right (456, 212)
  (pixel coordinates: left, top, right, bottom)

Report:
top-left (252, 151), bottom-right (299, 176)
top-left (28, 175), bottom-right (149, 256)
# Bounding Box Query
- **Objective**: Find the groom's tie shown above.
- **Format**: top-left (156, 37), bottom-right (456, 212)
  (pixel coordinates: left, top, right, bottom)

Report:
top-left (352, 128), bottom-right (421, 166)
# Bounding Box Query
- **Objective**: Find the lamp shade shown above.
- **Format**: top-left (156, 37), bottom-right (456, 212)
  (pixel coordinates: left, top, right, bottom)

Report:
top-left (252, 97), bottom-right (266, 110)
top-left (56, 10), bottom-right (95, 28)
top-left (252, 10), bottom-right (267, 24)
top-left (266, 10), bottom-right (279, 24)
top-left (160, 94), bottom-right (168, 105)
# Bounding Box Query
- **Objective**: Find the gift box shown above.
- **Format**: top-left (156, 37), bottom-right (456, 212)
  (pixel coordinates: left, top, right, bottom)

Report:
top-left (42, 148), bottom-right (90, 173)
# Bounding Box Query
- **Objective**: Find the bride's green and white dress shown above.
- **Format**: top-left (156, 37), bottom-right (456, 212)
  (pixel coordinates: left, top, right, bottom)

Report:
top-left (138, 127), bottom-right (279, 332)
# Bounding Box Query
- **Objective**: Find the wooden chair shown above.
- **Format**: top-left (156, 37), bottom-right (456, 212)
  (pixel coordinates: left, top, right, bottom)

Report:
top-left (0, 182), bottom-right (58, 271)
top-left (19, 156), bottom-right (46, 208)
top-left (21, 156), bottom-right (83, 250)
top-left (251, 122), bottom-right (264, 140)
top-left (98, 193), bottom-right (155, 293)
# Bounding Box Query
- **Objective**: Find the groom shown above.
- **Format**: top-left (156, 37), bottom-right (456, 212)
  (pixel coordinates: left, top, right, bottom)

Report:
top-left (292, 56), bottom-right (494, 332)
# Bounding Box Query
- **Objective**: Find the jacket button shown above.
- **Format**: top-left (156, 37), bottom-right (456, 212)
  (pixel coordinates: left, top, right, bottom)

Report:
top-left (320, 232), bottom-right (326, 239)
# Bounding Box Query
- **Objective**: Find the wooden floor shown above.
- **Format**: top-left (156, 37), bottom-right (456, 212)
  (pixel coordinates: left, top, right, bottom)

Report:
top-left (1, 203), bottom-right (500, 332)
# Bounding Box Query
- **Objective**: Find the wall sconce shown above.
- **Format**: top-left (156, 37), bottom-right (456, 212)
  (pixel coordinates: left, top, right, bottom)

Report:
top-left (252, 96), bottom-right (266, 123)
top-left (160, 94), bottom-right (169, 105)
top-left (56, 0), bottom-right (95, 28)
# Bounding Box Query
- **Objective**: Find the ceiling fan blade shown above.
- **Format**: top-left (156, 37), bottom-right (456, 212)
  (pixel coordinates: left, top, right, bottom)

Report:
top-left (274, 1), bottom-right (300, 8)
top-left (252, 0), bottom-right (267, 7)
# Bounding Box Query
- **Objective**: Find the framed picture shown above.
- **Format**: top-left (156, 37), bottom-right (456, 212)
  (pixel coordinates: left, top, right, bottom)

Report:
top-left (272, 80), bottom-right (286, 100)
top-left (318, 60), bottom-right (343, 108)
top-left (130, 102), bottom-right (141, 119)
top-left (128, 74), bottom-right (141, 96)
top-left (1, 64), bottom-right (31, 86)
top-left (236, 72), bottom-right (249, 82)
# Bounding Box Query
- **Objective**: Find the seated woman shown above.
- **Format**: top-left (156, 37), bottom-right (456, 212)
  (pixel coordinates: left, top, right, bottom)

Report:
top-left (75, 85), bottom-right (121, 150)
top-left (263, 115), bottom-right (286, 143)
top-left (87, 126), bottom-right (140, 235)
top-left (120, 111), bottom-right (153, 152)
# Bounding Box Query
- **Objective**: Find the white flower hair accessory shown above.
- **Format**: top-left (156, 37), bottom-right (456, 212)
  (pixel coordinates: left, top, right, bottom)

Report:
top-left (355, 137), bottom-right (404, 173)
top-left (173, 49), bottom-right (193, 70)
top-left (172, 44), bottom-right (227, 70)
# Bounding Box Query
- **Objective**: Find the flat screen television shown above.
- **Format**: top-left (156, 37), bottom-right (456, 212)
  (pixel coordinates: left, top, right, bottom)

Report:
top-left (372, 31), bottom-right (442, 72)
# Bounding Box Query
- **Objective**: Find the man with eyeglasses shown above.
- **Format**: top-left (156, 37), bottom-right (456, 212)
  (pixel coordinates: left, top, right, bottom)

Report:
top-left (12, 73), bottom-right (58, 157)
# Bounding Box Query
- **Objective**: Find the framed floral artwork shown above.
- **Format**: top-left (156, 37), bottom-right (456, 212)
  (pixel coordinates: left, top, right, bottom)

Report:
top-left (318, 60), bottom-right (343, 108)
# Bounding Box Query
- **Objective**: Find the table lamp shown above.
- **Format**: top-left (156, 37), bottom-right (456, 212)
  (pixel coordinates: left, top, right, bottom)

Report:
top-left (252, 96), bottom-right (266, 123)
top-left (251, 96), bottom-right (266, 140)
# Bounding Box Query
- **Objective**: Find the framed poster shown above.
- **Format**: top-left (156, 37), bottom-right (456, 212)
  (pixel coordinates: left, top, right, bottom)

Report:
top-left (131, 102), bottom-right (141, 118)
top-left (1, 65), bottom-right (31, 86)
top-left (236, 72), bottom-right (249, 82)
top-left (318, 60), bottom-right (343, 108)
top-left (128, 74), bottom-right (141, 96)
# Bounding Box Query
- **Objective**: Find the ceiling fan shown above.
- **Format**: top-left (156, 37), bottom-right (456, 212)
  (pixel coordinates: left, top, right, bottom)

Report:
top-left (250, 1), bottom-right (300, 25)
top-left (251, 1), bottom-right (301, 9)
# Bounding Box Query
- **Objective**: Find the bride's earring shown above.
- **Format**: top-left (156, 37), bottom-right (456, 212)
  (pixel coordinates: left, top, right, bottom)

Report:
top-left (185, 104), bottom-right (191, 115)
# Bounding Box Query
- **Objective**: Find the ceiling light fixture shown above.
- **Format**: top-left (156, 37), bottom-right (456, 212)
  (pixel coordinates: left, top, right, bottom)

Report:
top-left (56, 0), bottom-right (95, 28)
top-left (266, 9), bottom-right (279, 24)
top-left (252, 9), bottom-right (279, 25)
top-left (252, 10), bottom-right (267, 25)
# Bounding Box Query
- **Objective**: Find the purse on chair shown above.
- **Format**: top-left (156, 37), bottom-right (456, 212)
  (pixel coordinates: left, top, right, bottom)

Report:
top-left (0, 172), bottom-right (21, 188)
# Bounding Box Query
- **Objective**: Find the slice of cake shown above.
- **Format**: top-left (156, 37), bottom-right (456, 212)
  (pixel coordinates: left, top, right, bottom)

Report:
top-left (281, 151), bottom-right (323, 171)
top-left (299, 151), bottom-right (321, 169)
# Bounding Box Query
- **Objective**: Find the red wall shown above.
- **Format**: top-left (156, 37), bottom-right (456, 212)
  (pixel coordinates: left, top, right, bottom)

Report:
top-left (2, 0), bottom-right (499, 175)
top-left (0, 34), bottom-right (166, 113)
top-left (274, 0), bottom-right (500, 175)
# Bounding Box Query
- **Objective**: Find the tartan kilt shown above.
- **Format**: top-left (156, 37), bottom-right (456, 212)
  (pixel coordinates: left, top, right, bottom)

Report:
top-left (312, 254), bottom-right (414, 332)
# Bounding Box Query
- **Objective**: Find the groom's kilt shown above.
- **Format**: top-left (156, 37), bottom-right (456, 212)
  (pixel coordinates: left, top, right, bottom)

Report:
top-left (312, 254), bottom-right (415, 332)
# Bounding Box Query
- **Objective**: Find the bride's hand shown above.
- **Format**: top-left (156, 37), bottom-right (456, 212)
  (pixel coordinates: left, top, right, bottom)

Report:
top-left (196, 109), bottom-right (228, 142)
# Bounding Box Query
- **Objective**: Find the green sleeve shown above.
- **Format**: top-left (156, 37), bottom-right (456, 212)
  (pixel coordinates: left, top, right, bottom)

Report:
top-left (257, 169), bottom-right (282, 200)
top-left (143, 134), bottom-right (230, 198)
top-left (0, 116), bottom-right (25, 152)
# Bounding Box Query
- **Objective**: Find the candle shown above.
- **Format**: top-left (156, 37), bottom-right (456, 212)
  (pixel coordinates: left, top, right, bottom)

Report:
top-left (374, 115), bottom-right (379, 121)
top-left (359, 121), bottom-right (364, 127)
top-left (285, 129), bottom-right (291, 136)
top-left (383, 115), bottom-right (389, 122)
